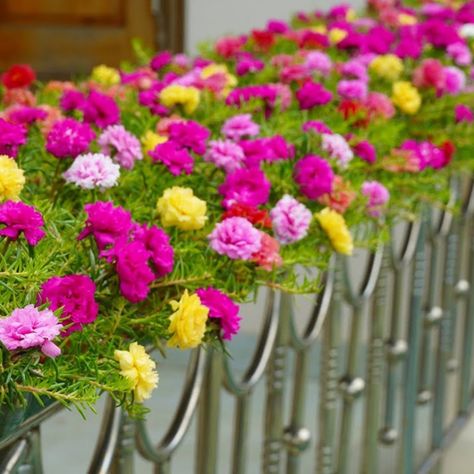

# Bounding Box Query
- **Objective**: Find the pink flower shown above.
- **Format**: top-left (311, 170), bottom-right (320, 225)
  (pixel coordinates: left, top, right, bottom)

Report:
top-left (337, 79), bottom-right (368, 101)
top-left (205, 140), bottom-right (245, 173)
top-left (354, 140), bottom-right (376, 163)
top-left (303, 51), bottom-right (333, 76)
top-left (196, 287), bottom-right (241, 340)
top-left (115, 240), bottom-right (155, 303)
top-left (413, 59), bottom-right (446, 91)
top-left (63, 153), bottom-right (120, 190)
top-left (440, 67), bottom-right (466, 95)
top-left (364, 92), bottom-right (395, 119)
top-left (302, 120), bottom-right (332, 135)
top-left (81, 90), bottom-right (120, 128)
top-left (0, 305), bottom-right (62, 358)
top-left (317, 175), bottom-right (356, 214)
top-left (221, 114), bottom-right (260, 140)
top-left (361, 181), bottom-right (390, 217)
top-left (38, 275), bottom-right (99, 334)
top-left (322, 133), bottom-right (354, 167)
top-left (0, 201), bottom-right (45, 246)
top-left (168, 120), bottom-right (210, 155)
top-left (98, 125), bottom-right (143, 169)
top-left (251, 232), bottom-right (282, 271)
top-left (209, 217), bottom-right (262, 260)
top-left (133, 224), bottom-right (174, 278)
top-left (46, 118), bottom-right (95, 159)
top-left (149, 141), bottom-right (194, 175)
top-left (447, 42), bottom-right (472, 67)
top-left (270, 195), bottom-right (312, 244)
top-left (294, 155), bottom-right (334, 200)
top-left (455, 104), bottom-right (474, 123)
top-left (0, 119), bottom-right (27, 158)
top-left (78, 201), bottom-right (133, 253)
top-left (219, 168), bottom-right (271, 209)
top-left (295, 80), bottom-right (333, 110)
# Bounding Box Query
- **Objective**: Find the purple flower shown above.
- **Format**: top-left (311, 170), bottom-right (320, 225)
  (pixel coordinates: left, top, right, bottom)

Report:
top-left (196, 287), bottom-right (241, 340)
top-left (441, 67), bottom-right (466, 95)
top-left (0, 119), bottom-right (27, 158)
top-left (341, 60), bottom-right (368, 82)
top-left (0, 305), bottom-right (62, 358)
top-left (63, 153), bottom-right (120, 190)
top-left (455, 104), bottom-right (474, 123)
top-left (295, 80), bottom-right (333, 110)
top-left (270, 195), bottom-right (312, 244)
top-left (236, 55), bottom-right (265, 76)
top-left (221, 114), bottom-right (260, 140)
top-left (354, 140), bottom-right (376, 164)
top-left (208, 217), bottom-right (262, 260)
top-left (302, 120), bottom-right (332, 135)
top-left (337, 79), bottom-right (368, 101)
top-left (98, 125), bottom-right (143, 169)
top-left (115, 240), bottom-right (155, 303)
top-left (322, 133), bottom-right (354, 167)
top-left (219, 168), bottom-right (271, 209)
top-left (81, 90), bottom-right (120, 128)
top-left (447, 42), bottom-right (472, 67)
top-left (149, 141), bottom-right (194, 175)
top-left (361, 181), bottom-right (390, 217)
top-left (133, 224), bottom-right (174, 279)
top-left (294, 155), bottom-right (334, 200)
top-left (78, 201), bottom-right (133, 253)
top-left (303, 51), bottom-right (332, 76)
top-left (205, 140), bottom-right (245, 173)
top-left (46, 118), bottom-right (95, 159)
top-left (38, 275), bottom-right (99, 334)
top-left (168, 120), bottom-right (210, 155)
top-left (0, 201), bottom-right (45, 246)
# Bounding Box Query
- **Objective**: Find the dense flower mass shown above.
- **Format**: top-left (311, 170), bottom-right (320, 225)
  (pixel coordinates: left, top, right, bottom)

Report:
top-left (0, 201), bottom-right (45, 246)
top-left (0, 305), bottom-right (62, 358)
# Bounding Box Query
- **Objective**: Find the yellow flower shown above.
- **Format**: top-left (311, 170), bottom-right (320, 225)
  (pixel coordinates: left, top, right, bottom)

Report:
top-left (157, 186), bottom-right (207, 230)
top-left (91, 65), bottom-right (120, 87)
top-left (114, 342), bottom-right (159, 403)
top-left (315, 207), bottom-right (353, 256)
top-left (168, 290), bottom-right (209, 349)
top-left (141, 130), bottom-right (167, 154)
top-left (391, 81), bottom-right (422, 115)
top-left (398, 13), bottom-right (417, 25)
top-left (370, 54), bottom-right (404, 81)
top-left (329, 28), bottom-right (348, 45)
top-left (0, 155), bottom-right (25, 201)
top-left (159, 85), bottom-right (200, 114)
top-left (311, 25), bottom-right (327, 34)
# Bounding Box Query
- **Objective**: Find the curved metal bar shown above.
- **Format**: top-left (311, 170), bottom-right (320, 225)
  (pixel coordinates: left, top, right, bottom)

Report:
top-left (222, 290), bottom-right (280, 396)
top-left (462, 177), bottom-right (474, 216)
top-left (343, 243), bottom-right (384, 305)
top-left (428, 179), bottom-right (457, 238)
top-left (289, 262), bottom-right (334, 350)
top-left (135, 348), bottom-right (204, 463)
top-left (0, 439), bottom-right (29, 473)
top-left (87, 396), bottom-right (123, 474)
top-left (390, 220), bottom-right (421, 269)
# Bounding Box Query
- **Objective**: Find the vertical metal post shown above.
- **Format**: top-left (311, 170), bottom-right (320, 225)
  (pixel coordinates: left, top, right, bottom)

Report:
top-left (232, 396), bottom-right (251, 474)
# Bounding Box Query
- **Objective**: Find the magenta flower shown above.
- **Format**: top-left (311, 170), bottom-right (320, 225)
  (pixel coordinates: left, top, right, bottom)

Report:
top-left (270, 195), bottom-right (312, 244)
top-left (0, 119), bottom-right (27, 158)
top-left (196, 287), bottom-right (241, 340)
top-left (0, 201), bottom-right (46, 246)
top-left (133, 224), bottom-right (174, 278)
top-left (455, 104), bottom-right (474, 123)
top-left (167, 120), bottom-right (210, 155)
top-left (78, 201), bottom-right (133, 253)
top-left (447, 42), bottom-right (472, 66)
top-left (322, 133), bottom-right (354, 167)
top-left (149, 141), bottom-right (194, 175)
top-left (38, 275), bottom-right (99, 334)
top-left (60, 90), bottom-right (85, 112)
top-left (115, 240), bottom-right (155, 303)
top-left (209, 217), bottom-right (262, 260)
top-left (294, 155), bottom-right (334, 200)
top-left (236, 54), bottom-right (265, 76)
top-left (303, 51), bottom-right (332, 76)
top-left (205, 140), bottom-right (245, 173)
top-left (150, 51), bottom-right (173, 71)
top-left (295, 80), bottom-right (333, 110)
top-left (302, 120), bottom-right (332, 135)
top-left (341, 60), bottom-right (368, 82)
top-left (46, 118), bottom-right (95, 159)
top-left (0, 305), bottom-right (62, 358)
top-left (6, 106), bottom-right (47, 125)
top-left (63, 153), bottom-right (120, 190)
top-left (337, 79), bottom-right (368, 101)
top-left (441, 67), bottom-right (466, 95)
top-left (361, 181), bottom-right (390, 217)
top-left (81, 90), bottom-right (120, 128)
top-left (218, 168), bottom-right (271, 209)
top-left (98, 125), bottom-right (143, 169)
top-left (354, 140), bottom-right (376, 164)
top-left (221, 114), bottom-right (260, 141)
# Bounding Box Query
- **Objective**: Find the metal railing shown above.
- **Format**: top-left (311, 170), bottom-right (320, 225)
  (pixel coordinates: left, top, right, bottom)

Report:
top-left (1, 177), bottom-right (473, 473)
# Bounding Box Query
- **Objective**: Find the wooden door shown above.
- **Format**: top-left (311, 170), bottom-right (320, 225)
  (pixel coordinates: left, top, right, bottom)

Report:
top-left (0, 0), bottom-right (184, 78)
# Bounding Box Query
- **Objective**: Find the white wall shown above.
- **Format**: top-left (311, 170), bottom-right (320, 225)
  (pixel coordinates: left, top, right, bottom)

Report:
top-left (185, 0), bottom-right (364, 53)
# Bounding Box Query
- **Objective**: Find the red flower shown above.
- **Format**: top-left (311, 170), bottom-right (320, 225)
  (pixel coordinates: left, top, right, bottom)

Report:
top-left (439, 140), bottom-right (455, 166)
top-left (2, 64), bottom-right (36, 89)
top-left (338, 100), bottom-right (369, 127)
top-left (251, 30), bottom-right (275, 51)
top-left (222, 203), bottom-right (272, 229)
